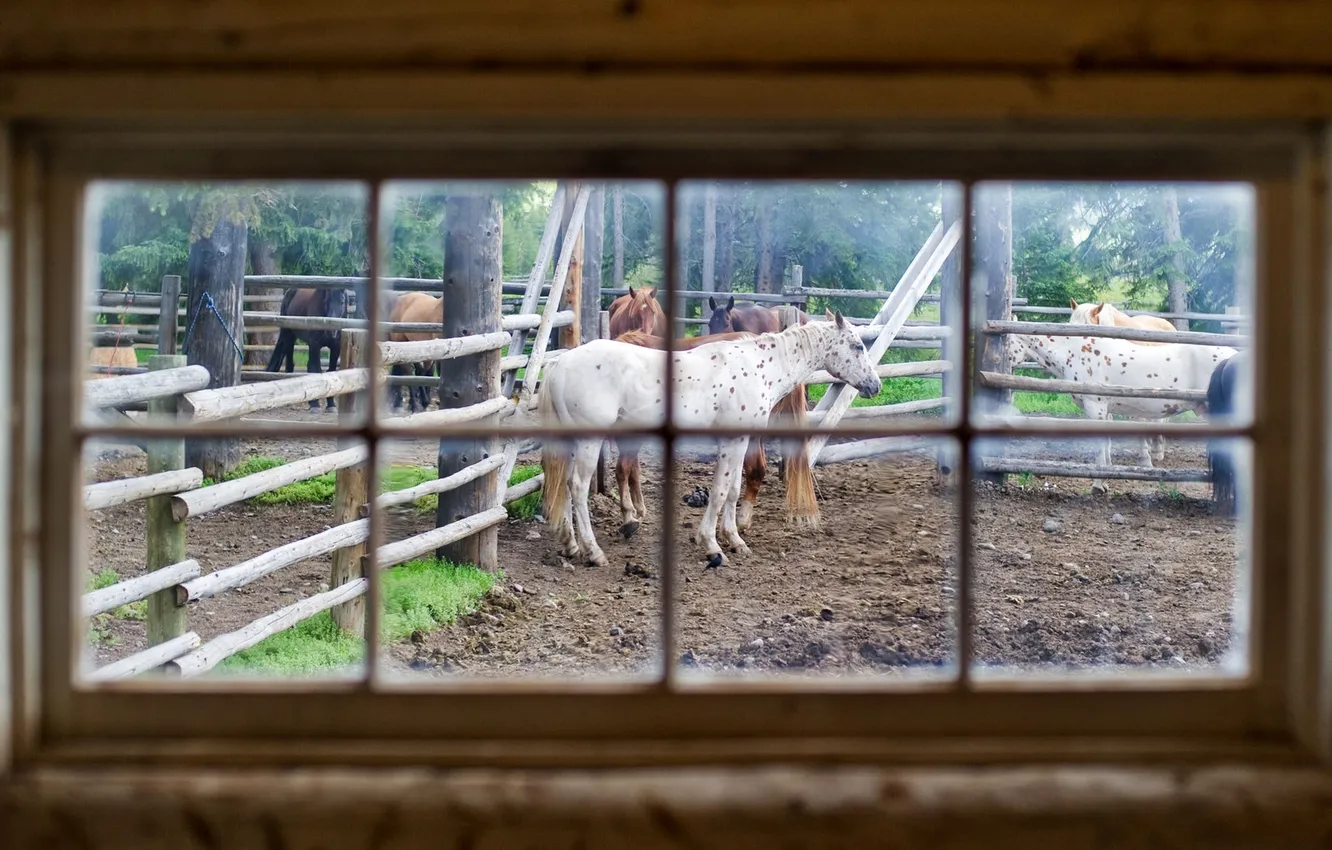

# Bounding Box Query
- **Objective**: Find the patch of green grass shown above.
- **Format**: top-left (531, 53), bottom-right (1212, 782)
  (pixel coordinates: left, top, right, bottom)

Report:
top-left (219, 558), bottom-right (495, 676)
top-left (88, 568), bottom-right (120, 591)
top-left (83, 568), bottom-right (147, 646)
top-left (505, 465), bottom-right (543, 519)
top-left (210, 456), bottom-right (339, 505)
top-left (377, 463), bottom-right (543, 518)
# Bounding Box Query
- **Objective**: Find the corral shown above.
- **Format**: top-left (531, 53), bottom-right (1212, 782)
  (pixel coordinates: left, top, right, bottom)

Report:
top-left (80, 181), bottom-right (1248, 681)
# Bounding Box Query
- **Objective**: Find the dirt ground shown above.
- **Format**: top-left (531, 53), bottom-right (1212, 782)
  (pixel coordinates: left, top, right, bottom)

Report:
top-left (84, 416), bottom-right (1242, 681)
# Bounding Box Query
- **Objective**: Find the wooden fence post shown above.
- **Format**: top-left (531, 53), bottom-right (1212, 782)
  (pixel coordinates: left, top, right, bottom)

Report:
top-left (438, 191), bottom-right (502, 571)
top-left (159, 275), bottom-right (180, 355)
top-left (974, 183), bottom-right (1014, 485)
top-left (330, 329), bottom-right (368, 634)
top-left (145, 354), bottom-right (188, 646)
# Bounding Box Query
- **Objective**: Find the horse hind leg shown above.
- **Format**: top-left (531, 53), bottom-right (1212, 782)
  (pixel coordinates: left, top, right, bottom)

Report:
top-left (736, 439), bottom-right (764, 532)
top-left (305, 341), bottom-right (323, 411)
top-left (719, 438), bottom-right (752, 557)
top-left (694, 438), bottom-right (746, 568)
top-left (324, 335), bottom-right (340, 411)
top-left (615, 441), bottom-right (642, 539)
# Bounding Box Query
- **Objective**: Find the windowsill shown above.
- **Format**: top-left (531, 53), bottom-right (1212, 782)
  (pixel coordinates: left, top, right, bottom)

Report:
top-left (4, 763), bottom-right (1332, 848)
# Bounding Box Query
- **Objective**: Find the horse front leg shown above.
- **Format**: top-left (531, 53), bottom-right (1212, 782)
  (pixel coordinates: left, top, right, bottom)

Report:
top-left (720, 438), bottom-right (753, 556)
top-left (694, 438), bottom-right (747, 568)
top-left (1087, 398), bottom-right (1111, 495)
top-left (324, 335), bottom-right (340, 411)
top-left (615, 440), bottom-right (642, 538)
top-left (737, 438), bottom-right (764, 532)
top-left (306, 342), bottom-right (323, 412)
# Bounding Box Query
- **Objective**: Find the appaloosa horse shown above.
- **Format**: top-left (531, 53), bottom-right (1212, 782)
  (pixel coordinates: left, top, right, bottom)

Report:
top-left (542, 312), bottom-right (881, 568)
top-left (265, 287), bottom-right (349, 411)
top-left (706, 295), bottom-right (809, 336)
top-left (1005, 324), bottom-right (1236, 494)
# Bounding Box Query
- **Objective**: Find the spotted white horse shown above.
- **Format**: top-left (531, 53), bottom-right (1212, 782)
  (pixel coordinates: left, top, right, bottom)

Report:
top-left (1006, 326), bottom-right (1236, 494)
top-left (540, 312), bottom-right (882, 568)
top-left (1066, 301), bottom-right (1184, 465)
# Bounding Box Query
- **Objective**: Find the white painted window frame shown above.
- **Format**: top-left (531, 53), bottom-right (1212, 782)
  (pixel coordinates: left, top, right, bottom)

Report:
top-left (3, 122), bottom-right (1328, 769)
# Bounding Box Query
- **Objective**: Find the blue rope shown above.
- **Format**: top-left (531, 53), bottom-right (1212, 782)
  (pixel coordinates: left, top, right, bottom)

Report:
top-left (182, 291), bottom-right (245, 364)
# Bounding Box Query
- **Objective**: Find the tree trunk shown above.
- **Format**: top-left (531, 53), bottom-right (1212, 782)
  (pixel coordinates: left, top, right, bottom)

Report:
top-left (185, 216), bottom-right (246, 480)
top-left (675, 190), bottom-right (692, 335)
top-left (245, 237), bottom-right (280, 368)
top-left (975, 183), bottom-right (1014, 485)
top-left (716, 191), bottom-right (736, 293)
top-left (436, 191), bottom-right (502, 571)
top-left (555, 181), bottom-right (585, 350)
top-left (754, 196), bottom-right (777, 295)
top-left (612, 185), bottom-right (625, 288)
top-left (582, 184), bottom-right (605, 345)
top-left (1162, 187), bottom-right (1190, 331)
top-left (702, 183), bottom-right (717, 292)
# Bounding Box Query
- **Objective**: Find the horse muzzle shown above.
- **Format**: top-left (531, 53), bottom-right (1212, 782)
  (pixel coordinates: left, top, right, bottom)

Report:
top-left (857, 378), bottom-right (883, 399)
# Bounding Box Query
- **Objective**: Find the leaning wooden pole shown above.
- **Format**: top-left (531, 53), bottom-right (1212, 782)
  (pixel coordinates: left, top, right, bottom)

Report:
top-left (437, 190), bottom-right (503, 571)
top-left (329, 329), bottom-right (368, 634)
top-left (145, 353), bottom-right (189, 647)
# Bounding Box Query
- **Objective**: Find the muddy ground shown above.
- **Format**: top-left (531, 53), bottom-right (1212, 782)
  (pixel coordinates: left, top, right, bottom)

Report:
top-left (84, 412), bottom-right (1241, 681)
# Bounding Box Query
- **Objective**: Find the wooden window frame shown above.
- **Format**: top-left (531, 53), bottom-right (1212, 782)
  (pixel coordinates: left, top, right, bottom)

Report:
top-left (3, 119), bottom-right (1329, 770)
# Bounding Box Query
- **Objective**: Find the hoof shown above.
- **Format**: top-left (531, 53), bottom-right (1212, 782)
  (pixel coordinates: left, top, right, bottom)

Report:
top-left (728, 540), bottom-right (751, 556)
top-left (587, 552), bottom-right (608, 568)
top-left (1092, 482), bottom-right (1109, 496)
top-left (620, 520), bottom-right (639, 539)
top-left (705, 552), bottom-right (725, 570)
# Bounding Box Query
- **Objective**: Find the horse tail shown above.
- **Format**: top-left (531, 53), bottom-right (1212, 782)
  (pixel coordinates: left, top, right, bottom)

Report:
top-left (539, 379), bottom-right (571, 530)
top-left (266, 329), bottom-right (295, 372)
top-left (776, 384), bottom-right (820, 528)
top-left (1206, 355), bottom-right (1236, 516)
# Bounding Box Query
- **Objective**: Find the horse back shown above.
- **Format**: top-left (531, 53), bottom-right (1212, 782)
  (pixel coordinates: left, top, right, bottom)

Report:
top-left (731, 304), bottom-right (784, 334)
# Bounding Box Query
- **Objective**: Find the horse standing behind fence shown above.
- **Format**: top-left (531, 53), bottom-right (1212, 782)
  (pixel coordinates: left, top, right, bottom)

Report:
top-left (542, 312), bottom-right (881, 569)
top-left (265, 287), bottom-right (349, 411)
top-left (1206, 351), bottom-right (1248, 516)
top-left (1069, 300), bottom-right (1177, 343)
top-left (1005, 326), bottom-right (1236, 494)
top-left (608, 286), bottom-right (669, 339)
top-left (706, 295), bottom-right (809, 336)
top-left (387, 291), bottom-right (444, 414)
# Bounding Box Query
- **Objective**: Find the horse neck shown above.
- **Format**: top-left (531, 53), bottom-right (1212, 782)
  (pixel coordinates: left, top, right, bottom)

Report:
top-left (768, 324), bottom-right (829, 394)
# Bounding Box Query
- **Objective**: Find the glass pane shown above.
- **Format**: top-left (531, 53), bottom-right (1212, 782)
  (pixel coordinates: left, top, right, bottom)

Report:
top-left (80, 180), bottom-right (372, 431)
top-left (376, 435), bottom-right (663, 683)
top-left (78, 435), bottom-right (370, 683)
top-left (375, 180), bottom-right (668, 432)
top-left (673, 434), bottom-right (959, 680)
top-left (670, 180), bottom-right (964, 434)
top-left (969, 181), bottom-right (1254, 430)
top-left (969, 435), bottom-right (1251, 678)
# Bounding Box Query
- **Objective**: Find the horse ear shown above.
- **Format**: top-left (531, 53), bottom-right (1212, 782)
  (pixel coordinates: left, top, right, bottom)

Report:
top-left (825, 308), bottom-right (834, 322)
top-left (1090, 304), bottom-right (1102, 321)
top-left (1069, 299), bottom-right (1078, 309)
top-left (834, 310), bottom-right (846, 329)
top-left (646, 287), bottom-right (656, 299)
top-left (726, 295), bottom-right (734, 311)
top-left (709, 296), bottom-right (717, 310)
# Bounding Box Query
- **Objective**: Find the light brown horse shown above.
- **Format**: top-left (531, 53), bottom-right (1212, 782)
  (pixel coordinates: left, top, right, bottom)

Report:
top-left (387, 291), bottom-right (443, 413)
top-left (608, 286), bottom-right (668, 339)
top-left (612, 328), bottom-right (817, 533)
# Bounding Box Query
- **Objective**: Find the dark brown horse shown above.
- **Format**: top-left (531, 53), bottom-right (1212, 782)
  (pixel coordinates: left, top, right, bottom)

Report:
top-left (265, 287), bottom-right (349, 411)
top-left (608, 286), bottom-right (668, 339)
top-left (706, 295), bottom-right (810, 336)
top-left (612, 328), bottom-right (818, 533)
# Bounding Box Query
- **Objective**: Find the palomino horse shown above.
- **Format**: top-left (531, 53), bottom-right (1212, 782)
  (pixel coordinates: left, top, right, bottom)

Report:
top-left (706, 295), bottom-right (809, 336)
top-left (542, 312), bottom-right (881, 568)
top-left (387, 291), bottom-right (444, 414)
top-left (1005, 324), bottom-right (1235, 494)
top-left (1068, 300), bottom-right (1178, 462)
top-left (607, 286), bottom-right (668, 339)
top-left (613, 329), bottom-right (816, 534)
top-left (265, 287), bottom-right (349, 411)
top-left (1206, 351), bottom-right (1248, 517)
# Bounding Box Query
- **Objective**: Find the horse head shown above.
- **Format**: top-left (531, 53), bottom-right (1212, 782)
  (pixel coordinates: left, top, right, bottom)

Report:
top-left (706, 295), bottom-right (736, 335)
top-left (629, 286), bottom-right (661, 333)
top-left (817, 309), bottom-right (881, 399)
top-left (325, 287), bottom-right (350, 319)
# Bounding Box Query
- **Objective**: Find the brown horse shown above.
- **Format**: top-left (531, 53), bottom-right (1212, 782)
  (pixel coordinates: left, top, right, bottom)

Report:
top-left (265, 287), bottom-right (349, 411)
top-left (387, 291), bottom-right (444, 413)
top-left (706, 295), bottom-right (810, 336)
top-left (608, 286), bottom-right (668, 339)
top-left (612, 328), bottom-right (818, 533)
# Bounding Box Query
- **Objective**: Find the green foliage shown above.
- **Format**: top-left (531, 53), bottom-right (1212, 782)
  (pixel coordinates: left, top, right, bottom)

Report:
top-left (505, 465), bottom-right (543, 519)
top-left (202, 456), bottom-right (338, 505)
top-left (218, 558), bottom-right (495, 676)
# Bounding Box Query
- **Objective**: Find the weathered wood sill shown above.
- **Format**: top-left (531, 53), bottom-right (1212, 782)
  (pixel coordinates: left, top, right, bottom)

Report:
top-left (4, 764), bottom-right (1332, 849)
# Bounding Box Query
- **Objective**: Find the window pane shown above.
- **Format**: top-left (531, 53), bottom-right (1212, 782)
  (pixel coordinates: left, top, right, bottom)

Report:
top-left (376, 436), bottom-right (664, 683)
top-left (673, 434), bottom-right (960, 680)
top-left (968, 181), bottom-right (1254, 430)
top-left (78, 435), bottom-right (371, 684)
top-left (80, 180), bottom-right (373, 432)
top-left (968, 435), bottom-right (1251, 678)
top-left (670, 180), bottom-right (963, 434)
